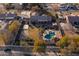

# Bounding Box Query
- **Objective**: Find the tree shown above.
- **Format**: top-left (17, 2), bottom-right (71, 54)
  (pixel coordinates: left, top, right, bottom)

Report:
top-left (0, 32), bottom-right (5, 45)
top-left (0, 30), bottom-right (12, 45)
top-left (0, 25), bottom-right (2, 28)
top-left (28, 27), bottom-right (46, 52)
top-left (51, 4), bottom-right (60, 11)
top-left (57, 35), bottom-right (79, 55)
top-left (8, 20), bottom-right (20, 33)
top-left (71, 36), bottom-right (79, 53)
top-left (56, 35), bottom-right (69, 48)
top-left (73, 36), bottom-right (79, 46)
top-left (33, 39), bottom-right (46, 52)
top-left (56, 35), bottom-right (70, 55)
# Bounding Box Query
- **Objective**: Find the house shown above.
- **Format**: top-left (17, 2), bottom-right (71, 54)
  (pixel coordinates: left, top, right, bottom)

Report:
top-left (60, 4), bottom-right (78, 11)
top-left (68, 16), bottom-right (79, 32)
top-left (0, 14), bottom-right (17, 21)
top-left (29, 16), bottom-right (54, 29)
top-left (68, 16), bottom-right (79, 26)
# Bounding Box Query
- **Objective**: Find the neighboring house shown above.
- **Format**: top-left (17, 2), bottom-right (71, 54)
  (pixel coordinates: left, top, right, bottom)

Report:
top-left (68, 16), bottom-right (79, 32)
top-left (14, 3), bottom-right (22, 10)
top-left (0, 14), bottom-right (17, 21)
top-left (5, 3), bottom-right (22, 10)
top-left (59, 4), bottom-right (78, 11)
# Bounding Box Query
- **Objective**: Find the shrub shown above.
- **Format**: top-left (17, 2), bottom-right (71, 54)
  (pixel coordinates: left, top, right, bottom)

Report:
top-left (56, 35), bottom-right (69, 48)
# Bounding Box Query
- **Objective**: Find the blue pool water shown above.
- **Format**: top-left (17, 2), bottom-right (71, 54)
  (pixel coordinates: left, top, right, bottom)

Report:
top-left (44, 32), bottom-right (55, 40)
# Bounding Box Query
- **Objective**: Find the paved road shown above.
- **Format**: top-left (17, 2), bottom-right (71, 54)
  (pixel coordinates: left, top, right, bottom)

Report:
top-left (0, 45), bottom-right (61, 56)
top-left (0, 45), bottom-right (33, 56)
top-left (0, 50), bottom-right (33, 56)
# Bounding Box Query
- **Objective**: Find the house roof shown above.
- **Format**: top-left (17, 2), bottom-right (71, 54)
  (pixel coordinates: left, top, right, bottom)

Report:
top-left (68, 16), bottom-right (79, 25)
top-left (0, 14), bottom-right (16, 20)
top-left (30, 16), bottom-right (52, 22)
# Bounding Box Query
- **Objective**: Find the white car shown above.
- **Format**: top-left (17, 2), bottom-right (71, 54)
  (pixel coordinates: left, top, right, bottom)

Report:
top-left (23, 24), bottom-right (29, 30)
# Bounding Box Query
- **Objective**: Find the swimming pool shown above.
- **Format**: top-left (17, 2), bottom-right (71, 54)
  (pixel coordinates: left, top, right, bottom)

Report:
top-left (43, 30), bottom-right (56, 40)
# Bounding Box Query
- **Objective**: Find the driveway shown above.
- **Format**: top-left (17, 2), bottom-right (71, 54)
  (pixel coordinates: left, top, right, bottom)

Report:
top-left (60, 22), bottom-right (79, 37)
